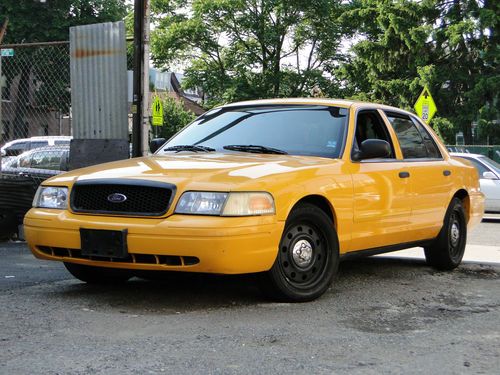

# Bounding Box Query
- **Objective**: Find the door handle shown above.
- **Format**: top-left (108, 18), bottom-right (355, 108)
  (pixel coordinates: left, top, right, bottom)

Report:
top-left (443, 170), bottom-right (451, 176)
top-left (399, 171), bottom-right (410, 178)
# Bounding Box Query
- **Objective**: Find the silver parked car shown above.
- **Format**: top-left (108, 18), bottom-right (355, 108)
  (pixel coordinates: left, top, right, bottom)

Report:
top-left (1, 146), bottom-right (69, 181)
top-left (451, 153), bottom-right (500, 212)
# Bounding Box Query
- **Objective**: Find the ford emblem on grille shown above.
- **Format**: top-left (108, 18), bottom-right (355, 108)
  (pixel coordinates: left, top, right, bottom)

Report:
top-left (107, 193), bottom-right (127, 203)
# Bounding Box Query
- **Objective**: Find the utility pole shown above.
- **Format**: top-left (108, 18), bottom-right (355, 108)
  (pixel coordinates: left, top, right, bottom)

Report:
top-left (131, 0), bottom-right (151, 157)
top-left (131, 0), bottom-right (144, 157)
top-left (142, 1), bottom-right (150, 156)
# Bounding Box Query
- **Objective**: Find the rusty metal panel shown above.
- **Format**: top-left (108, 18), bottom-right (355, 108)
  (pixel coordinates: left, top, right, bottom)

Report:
top-left (70, 22), bottom-right (128, 139)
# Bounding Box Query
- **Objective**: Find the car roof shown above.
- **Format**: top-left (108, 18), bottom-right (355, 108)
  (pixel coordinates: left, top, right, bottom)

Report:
top-left (30, 136), bottom-right (72, 140)
top-left (219, 98), bottom-right (417, 117)
top-left (450, 152), bottom-right (484, 158)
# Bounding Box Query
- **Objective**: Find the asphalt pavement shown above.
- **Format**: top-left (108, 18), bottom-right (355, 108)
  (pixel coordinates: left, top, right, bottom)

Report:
top-left (1, 220), bottom-right (499, 374)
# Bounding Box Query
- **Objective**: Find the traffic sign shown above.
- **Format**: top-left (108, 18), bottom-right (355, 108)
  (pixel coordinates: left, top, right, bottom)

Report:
top-left (414, 85), bottom-right (437, 123)
top-left (152, 96), bottom-right (163, 126)
top-left (1, 49), bottom-right (14, 57)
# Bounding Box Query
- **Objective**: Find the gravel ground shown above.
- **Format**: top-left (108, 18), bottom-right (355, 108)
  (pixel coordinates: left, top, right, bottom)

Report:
top-left (1, 223), bottom-right (499, 374)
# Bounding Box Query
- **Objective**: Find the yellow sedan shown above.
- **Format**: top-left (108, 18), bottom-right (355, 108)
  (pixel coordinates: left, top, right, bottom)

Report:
top-left (24, 99), bottom-right (484, 301)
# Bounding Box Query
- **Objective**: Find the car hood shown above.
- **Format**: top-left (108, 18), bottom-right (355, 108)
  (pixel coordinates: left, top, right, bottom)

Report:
top-left (45, 152), bottom-right (340, 191)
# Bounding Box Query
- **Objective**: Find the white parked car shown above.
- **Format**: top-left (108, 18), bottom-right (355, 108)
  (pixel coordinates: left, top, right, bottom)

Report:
top-left (451, 153), bottom-right (500, 212)
top-left (1, 136), bottom-right (72, 158)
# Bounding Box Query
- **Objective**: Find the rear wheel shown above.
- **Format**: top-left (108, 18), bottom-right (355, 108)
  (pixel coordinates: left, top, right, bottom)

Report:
top-left (64, 262), bottom-right (132, 284)
top-left (424, 198), bottom-right (467, 270)
top-left (261, 203), bottom-right (339, 302)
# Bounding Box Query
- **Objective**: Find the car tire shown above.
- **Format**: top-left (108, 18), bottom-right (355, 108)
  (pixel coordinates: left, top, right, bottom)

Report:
top-left (64, 262), bottom-right (132, 284)
top-left (261, 203), bottom-right (339, 302)
top-left (424, 197), bottom-right (467, 270)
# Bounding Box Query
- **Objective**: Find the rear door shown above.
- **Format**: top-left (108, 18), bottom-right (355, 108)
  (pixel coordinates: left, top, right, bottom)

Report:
top-left (384, 112), bottom-right (452, 241)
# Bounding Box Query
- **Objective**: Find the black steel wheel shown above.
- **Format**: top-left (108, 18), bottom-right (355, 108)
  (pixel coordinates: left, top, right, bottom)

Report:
top-left (424, 197), bottom-right (467, 270)
top-left (64, 262), bottom-right (132, 284)
top-left (262, 203), bottom-right (339, 302)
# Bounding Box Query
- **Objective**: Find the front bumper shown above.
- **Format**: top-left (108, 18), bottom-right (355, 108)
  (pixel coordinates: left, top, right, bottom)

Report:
top-left (24, 209), bottom-right (284, 274)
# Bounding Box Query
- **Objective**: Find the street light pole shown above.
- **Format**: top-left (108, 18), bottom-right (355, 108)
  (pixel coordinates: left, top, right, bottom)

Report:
top-left (131, 0), bottom-right (144, 158)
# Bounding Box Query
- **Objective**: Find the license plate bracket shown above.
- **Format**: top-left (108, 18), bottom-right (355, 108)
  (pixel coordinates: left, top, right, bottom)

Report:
top-left (80, 228), bottom-right (128, 259)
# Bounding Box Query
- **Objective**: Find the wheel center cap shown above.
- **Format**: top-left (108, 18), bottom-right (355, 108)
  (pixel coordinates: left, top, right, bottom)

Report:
top-left (292, 239), bottom-right (313, 268)
top-left (451, 222), bottom-right (460, 246)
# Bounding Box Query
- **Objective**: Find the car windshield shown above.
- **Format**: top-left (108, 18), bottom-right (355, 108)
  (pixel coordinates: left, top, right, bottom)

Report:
top-left (478, 156), bottom-right (500, 174)
top-left (157, 105), bottom-right (349, 158)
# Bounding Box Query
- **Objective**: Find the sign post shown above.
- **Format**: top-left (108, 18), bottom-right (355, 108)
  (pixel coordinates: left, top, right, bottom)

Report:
top-left (414, 85), bottom-right (437, 123)
top-left (0, 48), bottom-right (14, 173)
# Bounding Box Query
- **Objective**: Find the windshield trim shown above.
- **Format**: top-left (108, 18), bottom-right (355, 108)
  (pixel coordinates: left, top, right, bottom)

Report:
top-left (156, 104), bottom-right (350, 159)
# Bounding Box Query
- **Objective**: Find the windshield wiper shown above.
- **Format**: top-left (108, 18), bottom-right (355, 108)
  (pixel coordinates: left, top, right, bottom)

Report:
top-left (163, 145), bottom-right (215, 153)
top-left (223, 144), bottom-right (288, 155)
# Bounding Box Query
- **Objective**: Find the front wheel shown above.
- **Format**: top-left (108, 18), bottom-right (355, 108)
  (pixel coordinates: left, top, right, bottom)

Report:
top-left (261, 203), bottom-right (339, 302)
top-left (64, 262), bottom-right (132, 284)
top-left (424, 198), bottom-right (467, 270)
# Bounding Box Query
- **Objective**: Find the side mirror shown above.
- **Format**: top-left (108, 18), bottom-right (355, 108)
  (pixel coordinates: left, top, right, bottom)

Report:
top-left (353, 139), bottom-right (391, 161)
top-left (482, 171), bottom-right (498, 180)
top-left (150, 138), bottom-right (166, 154)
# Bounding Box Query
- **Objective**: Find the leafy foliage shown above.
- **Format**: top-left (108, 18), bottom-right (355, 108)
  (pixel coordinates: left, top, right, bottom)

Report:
top-left (0, 1), bottom-right (128, 138)
top-left (0, 0), bottom-right (129, 43)
top-left (151, 0), bottom-right (347, 106)
top-left (338, 0), bottom-right (499, 144)
top-left (157, 96), bottom-right (196, 139)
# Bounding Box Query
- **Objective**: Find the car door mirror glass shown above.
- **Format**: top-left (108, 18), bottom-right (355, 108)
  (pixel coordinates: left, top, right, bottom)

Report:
top-left (150, 138), bottom-right (166, 154)
top-left (482, 171), bottom-right (497, 180)
top-left (354, 139), bottom-right (391, 161)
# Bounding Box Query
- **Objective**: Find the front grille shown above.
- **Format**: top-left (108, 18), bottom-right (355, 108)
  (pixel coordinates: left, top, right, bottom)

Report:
top-left (38, 246), bottom-right (200, 266)
top-left (70, 179), bottom-right (175, 216)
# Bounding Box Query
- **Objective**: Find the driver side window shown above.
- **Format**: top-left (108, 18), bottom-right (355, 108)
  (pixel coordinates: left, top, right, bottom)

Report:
top-left (352, 111), bottom-right (395, 159)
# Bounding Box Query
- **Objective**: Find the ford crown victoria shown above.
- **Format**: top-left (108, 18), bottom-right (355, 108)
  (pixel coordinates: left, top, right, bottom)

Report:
top-left (24, 99), bottom-right (484, 301)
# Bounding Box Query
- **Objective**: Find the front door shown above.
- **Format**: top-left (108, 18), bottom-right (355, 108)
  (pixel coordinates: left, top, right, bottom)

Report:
top-left (349, 109), bottom-right (411, 251)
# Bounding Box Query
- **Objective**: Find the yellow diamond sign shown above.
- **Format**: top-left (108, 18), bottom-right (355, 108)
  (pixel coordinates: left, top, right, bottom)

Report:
top-left (152, 96), bottom-right (163, 126)
top-left (414, 85), bottom-right (437, 123)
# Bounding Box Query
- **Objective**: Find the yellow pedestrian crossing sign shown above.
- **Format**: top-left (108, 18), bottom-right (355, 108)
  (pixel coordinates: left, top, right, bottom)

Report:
top-left (152, 96), bottom-right (163, 126)
top-left (414, 85), bottom-right (437, 123)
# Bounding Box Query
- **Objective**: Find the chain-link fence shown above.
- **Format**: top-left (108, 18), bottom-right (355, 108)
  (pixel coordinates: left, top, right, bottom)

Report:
top-left (0, 41), bottom-right (71, 185)
top-left (0, 40), bottom-right (135, 187)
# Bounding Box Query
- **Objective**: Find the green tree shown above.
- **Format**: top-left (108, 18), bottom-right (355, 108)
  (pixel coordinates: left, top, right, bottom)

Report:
top-left (338, 0), bottom-right (499, 144)
top-left (158, 96), bottom-right (196, 139)
top-left (151, 0), bottom-right (347, 106)
top-left (0, 0), bottom-right (128, 138)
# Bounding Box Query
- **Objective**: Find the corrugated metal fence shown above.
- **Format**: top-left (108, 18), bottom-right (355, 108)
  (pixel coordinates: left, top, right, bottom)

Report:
top-left (70, 22), bottom-right (128, 140)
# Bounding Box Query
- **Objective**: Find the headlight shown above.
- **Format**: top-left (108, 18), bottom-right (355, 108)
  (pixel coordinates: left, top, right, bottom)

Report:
top-left (33, 186), bottom-right (68, 209)
top-left (175, 191), bottom-right (275, 216)
top-left (222, 192), bottom-right (275, 216)
top-left (175, 192), bottom-right (228, 215)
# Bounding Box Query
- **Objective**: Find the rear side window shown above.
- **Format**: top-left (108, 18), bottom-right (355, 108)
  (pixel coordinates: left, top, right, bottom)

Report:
top-left (386, 113), bottom-right (441, 159)
top-left (411, 118), bottom-right (442, 158)
top-left (30, 141), bottom-right (49, 149)
top-left (31, 150), bottom-right (65, 170)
